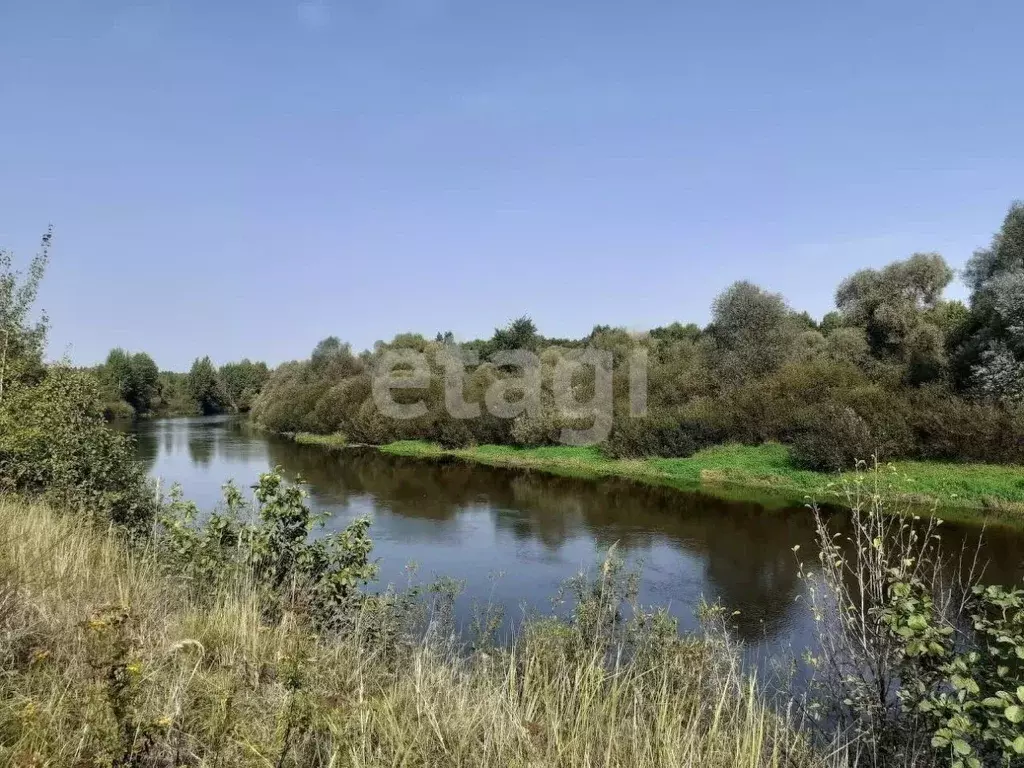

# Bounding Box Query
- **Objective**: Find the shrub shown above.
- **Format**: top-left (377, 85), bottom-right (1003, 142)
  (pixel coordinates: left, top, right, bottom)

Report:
top-left (605, 417), bottom-right (698, 459)
top-left (789, 404), bottom-right (875, 472)
top-left (510, 413), bottom-right (560, 447)
top-left (102, 398), bottom-right (136, 421)
top-left (909, 388), bottom-right (1024, 464)
top-left (835, 385), bottom-right (916, 461)
top-left (159, 470), bottom-right (378, 631)
top-left (0, 366), bottom-right (155, 531)
top-left (800, 473), bottom-right (1024, 767)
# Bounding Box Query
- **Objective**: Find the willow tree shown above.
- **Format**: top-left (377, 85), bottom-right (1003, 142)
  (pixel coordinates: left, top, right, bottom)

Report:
top-left (962, 202), bottom-right (1024, 403)
top-left (835, 252), bottom-right (955, 384)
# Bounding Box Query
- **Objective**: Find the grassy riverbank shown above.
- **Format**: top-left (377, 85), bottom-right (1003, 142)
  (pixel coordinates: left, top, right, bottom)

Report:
top-left (293, 431), bottom-right (349, 449)
top-left (379, 440), bottom-right (1024, 521)
top-left (0, 496), bottom-right (828, 767)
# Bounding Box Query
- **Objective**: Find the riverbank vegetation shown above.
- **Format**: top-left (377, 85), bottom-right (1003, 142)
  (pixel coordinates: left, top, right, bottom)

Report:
top-left (379, 441), bottom-right (1024, 518)
top-left (252, 203), bottom-right (1024, 508)
top-left (94, 352), bottom-right (270, 419)
top-left (0, 489), bottom-right (828, 767)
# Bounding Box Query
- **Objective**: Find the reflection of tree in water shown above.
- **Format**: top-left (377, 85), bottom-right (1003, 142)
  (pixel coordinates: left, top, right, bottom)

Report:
top-left (187, 428), bottom-right (216, 467)
top-left (132, 420), bottom-right (1024, 647)
top-left (263, 441), bottom-right (818, 641)
top-left (492, 474), bottom-right (821, 642)
top-left (265, 441), bottom-right (504, 522)
top-left (250, 434), bottom-right (1024, 645)
top-left (162, 422), bottom-right (175, 455)
top-left (130, 421), bottom-right (160, 474)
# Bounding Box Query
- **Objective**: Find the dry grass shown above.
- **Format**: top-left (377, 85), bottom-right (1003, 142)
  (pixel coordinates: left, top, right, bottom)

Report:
top-left (0, 496), bottom-right (840, 767)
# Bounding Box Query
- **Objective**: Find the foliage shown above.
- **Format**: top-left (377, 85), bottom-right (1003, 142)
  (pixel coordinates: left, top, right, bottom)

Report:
top-left (0, 233), bottom-right (155, 531)
top-left (835, 252), bottom-right (954, 363)
top-left (187, 355), bottom-right (228, 415)
top-left (159, 471), bottom-right (378, 631)
top-left (799, 470), bottom-right (1024, 767)
top-left (790, 405), bottom-right (875, 472)
top-left (907, 584), bottom-right (1024, 767)
top-left (218, 358), bottom-right (270, 412)
top-left (250, 202), bottom-right (1024, 473)
top-left (0, 229), bottom-right (50, 403)
top-left (962, 202), bottom-right (1024, 402)
top-left (606, 416), bottom-right (711, 459)
top-left (908, 387), bottom-right (1024, 465)
top-left (708, 280), bottom-right (799, 380)
top-left (0, 365), bottom-right (155, 530)
top-left (0, 496), bottom-right (828, 768)
top-left (99, 348), bottom-right (159, 415)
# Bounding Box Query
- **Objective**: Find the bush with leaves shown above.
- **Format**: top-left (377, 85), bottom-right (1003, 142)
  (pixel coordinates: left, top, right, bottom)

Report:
top-left (790, 405), bottom-right (876, 472)
top-left (0, 366), bottom-right (155, 531)
top-left (158, 470), bottom-right (378, 632)
top-left (799, 467), bottom-right (1024, 767)
top-left (903, 583), bottom-right (1024, 767)
top-left (605, 416), bottom-right (698, 459)
top-left (909, 387), bottom-right (1024, 465)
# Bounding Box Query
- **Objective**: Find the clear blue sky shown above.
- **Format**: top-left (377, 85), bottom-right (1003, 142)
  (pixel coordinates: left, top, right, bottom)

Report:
top-left (1, 0), bottom-right (1021, 371)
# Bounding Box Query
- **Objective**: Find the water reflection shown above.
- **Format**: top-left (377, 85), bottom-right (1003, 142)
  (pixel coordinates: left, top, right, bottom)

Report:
top-left (130, 417), bottom-right (1024, 650)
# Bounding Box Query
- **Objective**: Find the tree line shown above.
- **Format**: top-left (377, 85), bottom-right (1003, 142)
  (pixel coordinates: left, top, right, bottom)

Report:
top-left (251, 202), bottom-right (1024, 471)
top-left (94, 352), bottom-right (269, 419)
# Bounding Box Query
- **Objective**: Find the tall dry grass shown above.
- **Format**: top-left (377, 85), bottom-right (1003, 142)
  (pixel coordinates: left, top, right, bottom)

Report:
top-left (0, 496), bottom-right (840, 767)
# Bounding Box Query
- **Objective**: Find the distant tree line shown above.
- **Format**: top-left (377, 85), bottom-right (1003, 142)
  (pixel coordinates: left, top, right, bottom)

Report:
top-left (95, 352), bottom-right (269, 419)
top-left (251, 202), bottom-right (1024, 470)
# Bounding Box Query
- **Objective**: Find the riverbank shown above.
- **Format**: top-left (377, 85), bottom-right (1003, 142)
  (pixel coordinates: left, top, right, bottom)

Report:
top-left (293, 431), bottom-right (349, 449)
top-left (0, 495), bottom-right (827, 767)
top-left (377, 440), bottom-right (1024, 522)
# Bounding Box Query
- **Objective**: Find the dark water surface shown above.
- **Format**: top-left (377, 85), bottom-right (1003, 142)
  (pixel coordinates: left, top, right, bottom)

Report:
top-left (129, 416), bottom-right (1024, 661)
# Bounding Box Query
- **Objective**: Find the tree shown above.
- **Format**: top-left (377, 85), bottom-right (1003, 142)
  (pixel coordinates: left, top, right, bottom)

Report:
top-left (490, 316), bottom-right (539, 355)
top-left (0, 229), bottom-right (50, 403)
top-left (835, 252), bottom-right (954, 383)
top-left (219, 358), bottom-right (270, 412)
top-left (962, 202), bottom-right (1024, 401)
top-left (309, 337), bottom-right (361, 378)
top-left (708, 281), bottom-right (797, 380)
top-left (649, 322), bottom-right (701, 344)
top-left (102, 348), bottom-right (159, 414)
top-left (187, 356), bottom-right (226, 415)
top-left (129, 353), bottom-right (159, 412)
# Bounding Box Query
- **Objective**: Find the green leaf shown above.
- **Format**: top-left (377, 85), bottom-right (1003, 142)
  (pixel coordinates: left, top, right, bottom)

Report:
top-left (952, 738), bottom-right (971, 756)
top-left (1013, 735), bottom-right (1024, 755)
top-left (1006, 705), bottom-right (1024, 723)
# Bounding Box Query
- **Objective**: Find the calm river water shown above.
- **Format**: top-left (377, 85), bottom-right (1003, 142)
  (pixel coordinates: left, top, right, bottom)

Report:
top-left (129, 416), bottom-right (1024, 661)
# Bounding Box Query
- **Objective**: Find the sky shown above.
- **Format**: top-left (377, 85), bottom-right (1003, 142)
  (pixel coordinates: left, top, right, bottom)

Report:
top-left (1, 0), bottom-right (1022, 371)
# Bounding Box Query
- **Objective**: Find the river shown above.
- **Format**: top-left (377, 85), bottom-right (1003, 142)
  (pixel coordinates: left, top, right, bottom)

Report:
top-left (129, 415), bottom-right (1024, 662)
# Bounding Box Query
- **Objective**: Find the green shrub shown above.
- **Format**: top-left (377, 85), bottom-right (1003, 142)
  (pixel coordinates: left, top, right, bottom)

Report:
top-left (789, 404), bottom-right (875, 472)
top-left (159, 470), bottom-right (378, 631)
top-left (910, 388), bottom-right (1024, 464)
top-left (901, 584), bottom-right (1024, 767)
top-left (102, 398), bottom-right (136, 421)
top-left (836, 385), bottom-right (916, 461)
top-left (605, 417), bottom-right (698, 459)
top-left (0, 366), bottom-right (155, 530)
top-left (802, 478), bottom-right (1024, 767)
